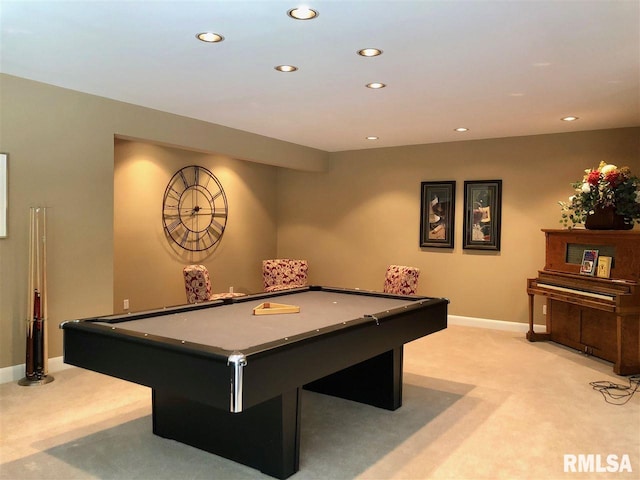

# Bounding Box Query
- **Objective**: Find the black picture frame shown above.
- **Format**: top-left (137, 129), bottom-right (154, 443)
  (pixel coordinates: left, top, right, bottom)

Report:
top-left (420, 181), bottom-right (455, 248)
top-left (463, 180), bottom-right (502, 251)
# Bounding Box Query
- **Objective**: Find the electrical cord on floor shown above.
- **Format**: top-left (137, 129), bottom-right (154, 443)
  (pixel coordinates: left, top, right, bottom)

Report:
top-left (590, 375), bottom-right (640, 405)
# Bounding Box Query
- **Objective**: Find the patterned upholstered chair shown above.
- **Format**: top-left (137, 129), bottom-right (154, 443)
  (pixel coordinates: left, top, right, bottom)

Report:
top-left (183, 265), bottom-right (242, 304)
top-left (262, 259), bottom-right (308, 292)
top-left (383, 265), bottom-right (420, 295)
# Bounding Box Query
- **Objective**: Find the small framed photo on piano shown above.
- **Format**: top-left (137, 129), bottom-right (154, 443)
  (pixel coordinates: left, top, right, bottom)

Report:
top-left (580, 249), bottom-right (599, 276)
top-left (596, 256), bottom-right (612, 278)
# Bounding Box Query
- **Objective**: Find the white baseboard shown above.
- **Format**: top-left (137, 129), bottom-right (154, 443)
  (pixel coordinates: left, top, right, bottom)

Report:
top-left (448, 314), bottom-right (530, 333)
top-left (0, 356), bottom-right (74, 385)
top-left (1, 315), bottom-right (529, 384)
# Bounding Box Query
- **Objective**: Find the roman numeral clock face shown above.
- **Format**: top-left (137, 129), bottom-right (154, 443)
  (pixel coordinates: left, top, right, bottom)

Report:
top-left (162, 165), bottom-right (228, 252)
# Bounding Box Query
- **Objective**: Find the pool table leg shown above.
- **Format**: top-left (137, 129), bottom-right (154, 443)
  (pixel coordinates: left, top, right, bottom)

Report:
top-left (152, 387), bottom-right (301, 479)
top-left (305, 346), bottom-right (403, 410)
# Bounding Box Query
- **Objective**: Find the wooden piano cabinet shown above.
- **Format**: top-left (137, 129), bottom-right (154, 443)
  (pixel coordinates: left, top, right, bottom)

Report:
top-left (527, 229), bottom-right (640, 376)
top-left (543, 229), bottom-right (640, 281)
top-left (550, 302), bottom-right (640, 376)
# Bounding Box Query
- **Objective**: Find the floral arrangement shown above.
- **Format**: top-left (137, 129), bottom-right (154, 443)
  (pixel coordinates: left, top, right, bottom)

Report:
top-left (559, 161), bottom-right (640, 227)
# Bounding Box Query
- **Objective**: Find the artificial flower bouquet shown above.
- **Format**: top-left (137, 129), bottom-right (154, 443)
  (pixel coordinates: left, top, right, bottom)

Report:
top-left (559, 162), bottom-right (640, 228)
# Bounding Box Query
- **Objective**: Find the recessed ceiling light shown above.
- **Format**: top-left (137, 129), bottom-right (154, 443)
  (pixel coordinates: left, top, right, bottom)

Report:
top-left (366, 82), bottom-right (386, 89)
top-left (196, 32), bottom-right (224, 43)
top-left (275, 65), bottom-right (298, 72)
top-left (561, 116), bottom-right (579, 122)
top-left (454, 127), bottom-right (469, 132)
top-left (358, 48), bottom-right (382, 57)
top-left (366, 136), bottom-right (379, 140)
top-left (287, 7), bottom-right (319, 20)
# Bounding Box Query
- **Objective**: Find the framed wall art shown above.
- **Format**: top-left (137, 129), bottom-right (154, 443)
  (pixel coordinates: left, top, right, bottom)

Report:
top-left (0, 153), bottom-right (6, 238)
top-left (420, 181), bottom-right (455, 248)
top-left (463, 180), bottom-right (502, 251)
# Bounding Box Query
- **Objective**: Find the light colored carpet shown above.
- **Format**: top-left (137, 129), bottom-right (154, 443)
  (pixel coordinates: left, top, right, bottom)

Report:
top-left (1, 325), bottom-right (638, 479)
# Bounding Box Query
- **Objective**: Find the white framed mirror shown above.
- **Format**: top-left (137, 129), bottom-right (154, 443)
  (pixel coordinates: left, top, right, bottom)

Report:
top-left (0, 153), bottom-right (7, 238)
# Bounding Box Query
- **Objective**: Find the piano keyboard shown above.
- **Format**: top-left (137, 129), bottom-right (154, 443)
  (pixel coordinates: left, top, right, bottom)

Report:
top-left (536, 283), bottom-right (615, 301)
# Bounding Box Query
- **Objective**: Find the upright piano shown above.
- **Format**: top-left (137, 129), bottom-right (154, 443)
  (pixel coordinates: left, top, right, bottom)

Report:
top-left (527, 229), bottom-right (640, 375)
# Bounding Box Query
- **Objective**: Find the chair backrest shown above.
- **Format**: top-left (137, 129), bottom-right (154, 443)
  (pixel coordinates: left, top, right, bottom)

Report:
top-left (183, 264), bottom-right (212, 303)
top-left (262, 259), bottom-right (308, 292)
top-left (383, 265), bottom-right (420, 295)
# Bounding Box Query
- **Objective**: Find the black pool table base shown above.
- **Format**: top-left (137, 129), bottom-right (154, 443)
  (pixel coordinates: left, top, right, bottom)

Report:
top-left (153, 348), bottom-right (402, 479)
top-left (153, 388), bottom-right (301, 479)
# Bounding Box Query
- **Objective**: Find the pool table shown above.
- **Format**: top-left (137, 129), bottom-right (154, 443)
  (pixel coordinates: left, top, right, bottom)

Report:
top-left (62, 286), bottom-right (448, 478)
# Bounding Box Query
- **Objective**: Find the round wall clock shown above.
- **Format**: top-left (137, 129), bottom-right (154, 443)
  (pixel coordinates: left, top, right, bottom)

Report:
top-left (162, 165), bottom-right (228, 252)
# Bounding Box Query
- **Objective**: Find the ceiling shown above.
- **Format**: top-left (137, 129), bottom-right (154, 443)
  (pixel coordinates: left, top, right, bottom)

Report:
top-left (1, 0), bottom-right (638, 153)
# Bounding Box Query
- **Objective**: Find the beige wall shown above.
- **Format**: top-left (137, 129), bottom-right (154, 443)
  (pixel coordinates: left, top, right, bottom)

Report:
top-left (0, 74), bottom-right (326, 368)
top-left (1, 73), bottom-right (638, 371)
top-left (277, 129), bottom-right (640, 322)
top-left (114, 140), bottom-right (277, 312)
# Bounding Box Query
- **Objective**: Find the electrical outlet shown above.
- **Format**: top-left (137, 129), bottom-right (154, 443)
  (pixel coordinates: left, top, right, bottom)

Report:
top-left (123, 299), bottom-right (129, 310)
top-left (542, 304), bottom-right (547, 315)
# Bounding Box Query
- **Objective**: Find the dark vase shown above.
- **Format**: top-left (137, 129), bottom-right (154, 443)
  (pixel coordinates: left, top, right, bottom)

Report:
top-left (585, 205), bottom-right (634, 230)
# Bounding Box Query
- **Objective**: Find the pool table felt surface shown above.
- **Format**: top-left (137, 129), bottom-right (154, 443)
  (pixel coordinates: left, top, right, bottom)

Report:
top-left (95, 290), bottom-right (419, 352)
